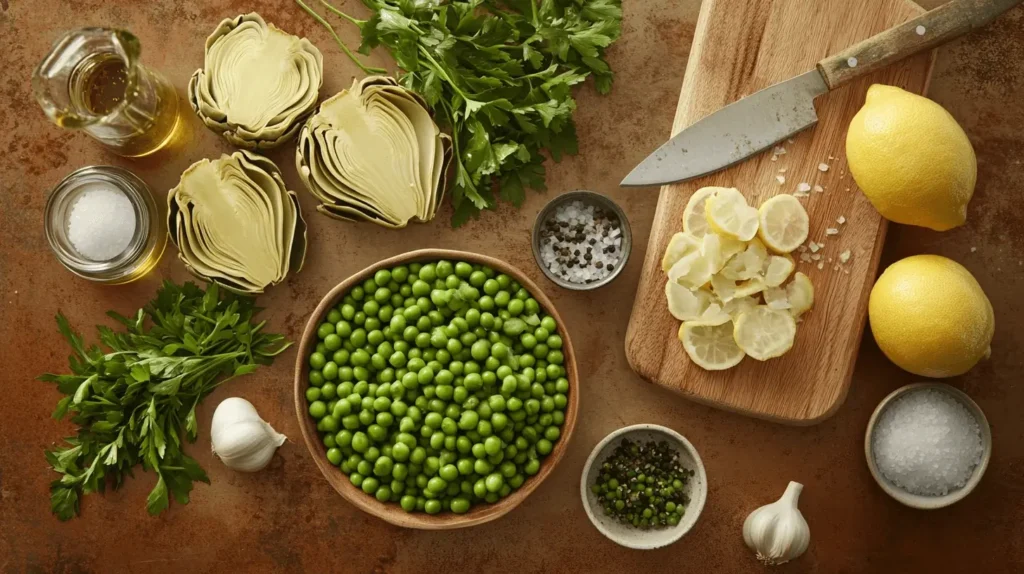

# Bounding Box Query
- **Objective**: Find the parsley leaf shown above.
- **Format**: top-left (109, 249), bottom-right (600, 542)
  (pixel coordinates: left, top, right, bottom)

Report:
top-left (301, 0), bottom-right (622, 226)
top-left (40, 281), bottom-right (290, 520)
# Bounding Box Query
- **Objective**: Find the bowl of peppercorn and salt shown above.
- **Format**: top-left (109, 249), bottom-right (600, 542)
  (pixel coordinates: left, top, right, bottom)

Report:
top-left (533, 190), bottom-right (631, 290)
top-left (580, 424), bottom-right (707, 549)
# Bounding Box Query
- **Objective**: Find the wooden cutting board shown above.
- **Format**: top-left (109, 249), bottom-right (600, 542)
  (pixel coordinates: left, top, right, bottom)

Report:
top-left (624, 0), bottom-right (936, 424)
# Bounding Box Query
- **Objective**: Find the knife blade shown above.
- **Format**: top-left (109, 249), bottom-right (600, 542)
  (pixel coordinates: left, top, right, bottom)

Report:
top-left (621, 0), bottom-right (1023, 188)
top-left (620, 71), bottom-right (826, 187)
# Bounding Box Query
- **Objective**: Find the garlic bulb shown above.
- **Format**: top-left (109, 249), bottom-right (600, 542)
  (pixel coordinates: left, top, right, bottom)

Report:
top-left (210, 397), bottom-right (286, 472)
top-left (742, 481), bottom-right (810, 566)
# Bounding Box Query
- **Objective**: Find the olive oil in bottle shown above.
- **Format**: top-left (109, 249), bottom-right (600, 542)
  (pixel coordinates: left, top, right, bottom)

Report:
top-left (34, 28), bottom-right (183, 157)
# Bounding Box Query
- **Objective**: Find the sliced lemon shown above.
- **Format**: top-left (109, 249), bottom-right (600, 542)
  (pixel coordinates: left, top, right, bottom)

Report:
top-left (668, 251), bottom-right (715, 291)
top-left (722, 295), bottom-right (758, 319)
top-left (666, 281), bottom-right (712, 320)
top-left (758, 194), bottom-right (810, 253)
top-left (711, 274), bottom-right (766, 303)
top-left (733, 306), bottom-right (797, 360)
top-left (763, 255), bottom-right (795, 287)
top-left (763, 286), bottom-right (791, 310)
top-left (661, 232), bottom-right (701, 272)
top-left (692, 303), bottom-right (732, 326)
top-left (721, 239), bottom-right (768, 281)
top-left (786, 272), bottom-right (814, 317)
top-left (705, 188), bottom-right (759, 241)
top-left (679, 320), bottom-right (745, 370)
top-left (682, 187), bottom-right (720, 236)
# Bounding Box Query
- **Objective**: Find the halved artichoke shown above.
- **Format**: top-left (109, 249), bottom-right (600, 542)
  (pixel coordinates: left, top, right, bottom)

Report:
top-left (168, 150), bottom-right (307, 294)
top-left (189, 12), bottom-right (323, 149)
top-left (296, 76), bottom-right (450, 228)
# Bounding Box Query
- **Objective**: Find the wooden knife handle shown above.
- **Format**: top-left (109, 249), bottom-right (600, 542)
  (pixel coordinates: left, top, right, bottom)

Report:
top-left (817, 0), bottom-right (1022, 90)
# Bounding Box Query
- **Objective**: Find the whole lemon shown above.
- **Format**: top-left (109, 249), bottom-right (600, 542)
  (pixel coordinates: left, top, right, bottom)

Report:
top-left (846, 84), bottom-right (976, 231)
top-left (868, 254), bottom-right (993, 378)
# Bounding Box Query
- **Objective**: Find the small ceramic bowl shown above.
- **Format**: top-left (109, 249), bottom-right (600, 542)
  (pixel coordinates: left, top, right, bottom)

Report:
top-left (864, 383), bottom-right (992, 510)
top-left (532, 190), bottom-right (631, 290)
top-left (580, 424), bottom-right (707, 549)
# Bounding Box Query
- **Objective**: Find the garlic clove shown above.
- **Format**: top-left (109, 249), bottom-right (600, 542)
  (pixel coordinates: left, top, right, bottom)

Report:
top-left (210, 397), bottom-right (286, 472)
top-left (742, 481), bottom-right (810, 566)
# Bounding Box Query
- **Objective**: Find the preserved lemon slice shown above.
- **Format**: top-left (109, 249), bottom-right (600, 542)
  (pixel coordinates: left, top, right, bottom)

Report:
top-left (712, 274), bottom-right (766, 303)
top-left (682, 187), bottom-right (721, 236)
top-left (668, 251), bottom-right (715, 291)
top-left (679, 320), bottom-right (745, 370)
top-left (722, 296), bottom-right (758, 319)
top-left (763, 255), bottom-right (795, 287)
top-left (787, 272), bottom-right (815, 317)
top-left (758, 194), bottom-right (809, 253)
top-left (721, 239), bottom-right (768, 281)
top-left (706, 188), bottom-right (759, 241)
top-left (666, 281), bottom-right (712, 320)
top-left (733, 306), bottom-right (797, 360)
top-left (763, 286), bottom-right (791, 310)
top-left (661, 232), bottom-right (701, 272)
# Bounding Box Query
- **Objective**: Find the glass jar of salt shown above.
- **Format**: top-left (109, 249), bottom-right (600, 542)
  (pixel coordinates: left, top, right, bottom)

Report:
top-left (44, 166), bottom-right (165, 284)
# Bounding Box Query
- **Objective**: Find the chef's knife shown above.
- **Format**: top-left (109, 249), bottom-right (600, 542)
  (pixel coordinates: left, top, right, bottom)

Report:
top-left (621, 0), bottom-right (1022, 187)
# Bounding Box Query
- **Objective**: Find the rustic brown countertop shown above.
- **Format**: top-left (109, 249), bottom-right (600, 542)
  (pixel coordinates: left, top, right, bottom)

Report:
top-left (1, 1), bottom-right (1022, 572)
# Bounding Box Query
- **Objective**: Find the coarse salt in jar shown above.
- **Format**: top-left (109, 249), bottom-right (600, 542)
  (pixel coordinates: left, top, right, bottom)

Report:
top-left (44, 165), bottom-right (165, 284)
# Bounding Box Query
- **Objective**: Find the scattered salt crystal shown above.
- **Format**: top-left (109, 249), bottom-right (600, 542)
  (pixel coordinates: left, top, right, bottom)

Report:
top-left (773, 146), bottom-right (787, 156)
top-left (770, 155), bottom-right (778, 162)
top-left (787, 138), bottom-right (795, 144)
top-left (779, 167), bottom-right (787, 173)
top-left (916, 25), bottom-right (926, 36)
top-left (813, 185), bottom-right (824, 193)
top-left (833, 264), bottom-right (841, 271)
top-left (799, 253), bottom-right (812, 263)
top-left (970, 246), bottom-right (977, 253)
top-left (808, 242), bottom-right (821, 253)
top-left (839, 250), bottom-right (851, 264)
top-left (67, 186), bottom-right (136, 261)
top-left (797, 245), bottom-right (807, 253)
top-left (796, 182), bottom-right (811, 193)
top-left (843, 269), bottom-right (850, 275)
top-left (872, 389), bottom-right (983, 496)
top-left (776, 175), bottom-right (786, 184)
top-left (816, 262), bottom-right (824, 270)
top-left (810, 254), bottom-right (821, 261)
top-left (837, 215), bottom-right (846, 225)
top-left (818, 162), bottom-right (830, 172)
top-left (825, 227), bottom-right (839, 236)
top-left (828, 155), bottom-right (834, 160)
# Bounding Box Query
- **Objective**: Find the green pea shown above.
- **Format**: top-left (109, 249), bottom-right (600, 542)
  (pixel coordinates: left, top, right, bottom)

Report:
top-left (494, 291), bottom-right (511, 308)
top-left (508, 299), bottom-right (524, 316)
top-left (536, 439), bottom-right (553, 455)
top-left (309, 401), bottom-right (327, 419)
top-left (306, 387), bottom-right (322, 402)
top-left (484, 473), bottom-right (504, 493)
top-left (309, 352), bottom-right (326, 370)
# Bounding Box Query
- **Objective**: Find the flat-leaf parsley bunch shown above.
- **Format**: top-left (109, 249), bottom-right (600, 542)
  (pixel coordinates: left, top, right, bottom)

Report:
top-left (298, 0), bottom-right (623, 226)
top-left (40, 281), bottom-right (290, 520)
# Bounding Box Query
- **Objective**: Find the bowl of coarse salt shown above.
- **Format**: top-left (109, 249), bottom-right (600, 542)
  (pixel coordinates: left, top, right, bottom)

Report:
top-left (865, 383), bottom-right (991, 509)
top-left (532, 190), bottom-right (631, 290)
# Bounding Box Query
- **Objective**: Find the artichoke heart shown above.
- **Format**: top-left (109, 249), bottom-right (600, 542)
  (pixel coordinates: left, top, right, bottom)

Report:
top-left (168, 150), bottom-right (307, 294)
top-left (296, 76), bottom-right (451, 228)
top-left (189, 12), bottom-right (323, 149)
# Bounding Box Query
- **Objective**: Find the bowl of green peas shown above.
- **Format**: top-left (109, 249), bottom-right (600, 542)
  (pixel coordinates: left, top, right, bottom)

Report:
top-left (295, 249), bottom-right (579, 529)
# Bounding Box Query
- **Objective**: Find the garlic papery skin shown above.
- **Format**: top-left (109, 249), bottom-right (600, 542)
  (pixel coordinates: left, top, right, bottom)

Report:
top-left (210, 397), bottom-right (286, 472)
top-left (742, 481), bottom-right (810, 566)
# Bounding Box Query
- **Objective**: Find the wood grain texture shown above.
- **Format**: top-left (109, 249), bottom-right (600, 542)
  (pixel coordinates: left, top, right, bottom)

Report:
top-left (294, 249), bottom-right (579, 529)
top-left (624, 0), bottom-right (936, 425)
top-left (818, 0), bottom-right (1023, 88)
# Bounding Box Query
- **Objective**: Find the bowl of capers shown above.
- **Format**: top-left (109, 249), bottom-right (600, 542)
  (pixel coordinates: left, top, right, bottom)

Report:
top-left (580, 424), bottom-right (707, 549)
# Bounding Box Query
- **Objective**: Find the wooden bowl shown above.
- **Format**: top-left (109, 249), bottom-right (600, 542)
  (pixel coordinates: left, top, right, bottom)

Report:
top-left (294, 249), bottom-right (580, 529)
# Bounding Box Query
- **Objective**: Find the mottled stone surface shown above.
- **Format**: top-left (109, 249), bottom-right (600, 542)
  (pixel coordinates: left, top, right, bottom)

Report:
top-left (0, 1), bottom-right (1021, 572)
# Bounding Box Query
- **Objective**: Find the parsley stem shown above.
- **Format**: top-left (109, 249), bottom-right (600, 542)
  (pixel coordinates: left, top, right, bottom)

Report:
top-left (294, 0), bottom-right (387, 75)
top-left (318, 0), bottom-right (365, 26)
